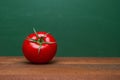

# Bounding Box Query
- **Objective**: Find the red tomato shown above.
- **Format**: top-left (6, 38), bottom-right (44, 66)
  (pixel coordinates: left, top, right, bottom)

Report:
top-left (22, 28), bottom-right (57, 64)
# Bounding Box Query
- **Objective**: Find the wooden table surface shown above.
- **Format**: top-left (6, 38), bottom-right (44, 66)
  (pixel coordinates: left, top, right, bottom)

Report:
top-left (0, 57), bottom-right (120, 80)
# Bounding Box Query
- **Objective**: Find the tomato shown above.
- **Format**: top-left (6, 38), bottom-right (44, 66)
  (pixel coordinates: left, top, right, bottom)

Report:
top-left (22, 28), bottom-right (57, 64)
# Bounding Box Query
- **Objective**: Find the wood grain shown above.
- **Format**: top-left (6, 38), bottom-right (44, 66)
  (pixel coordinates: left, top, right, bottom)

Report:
top-left (0, 57), bottom-right (120, 80)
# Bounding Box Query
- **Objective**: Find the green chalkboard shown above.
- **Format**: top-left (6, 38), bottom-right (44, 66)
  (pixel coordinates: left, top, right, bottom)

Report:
top-left (0, 0), bottom-right (120, 56)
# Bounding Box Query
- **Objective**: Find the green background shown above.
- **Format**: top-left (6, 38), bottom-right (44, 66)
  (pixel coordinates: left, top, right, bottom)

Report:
top-left (0, 0), bottom-right (120, 57)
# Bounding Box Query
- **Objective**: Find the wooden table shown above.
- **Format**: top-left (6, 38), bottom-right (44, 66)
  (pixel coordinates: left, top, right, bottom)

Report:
top-left (0, 57), bottom-right (120, 80)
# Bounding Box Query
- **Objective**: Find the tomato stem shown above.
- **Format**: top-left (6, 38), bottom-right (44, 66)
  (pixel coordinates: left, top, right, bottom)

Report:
top-left (33, 27), bottom-right (39, 38)
top-left (30, 28), bottom-right (56, 54)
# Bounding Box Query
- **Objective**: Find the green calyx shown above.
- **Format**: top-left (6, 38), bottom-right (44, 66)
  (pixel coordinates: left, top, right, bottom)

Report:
top-left (28, 28), bottom-right (56, 54)
top-left (37, 38), bottom-right (44, 45)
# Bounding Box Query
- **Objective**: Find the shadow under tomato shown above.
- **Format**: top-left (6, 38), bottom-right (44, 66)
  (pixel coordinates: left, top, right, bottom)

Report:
top-left (22, 60), bottom-right (57, 65)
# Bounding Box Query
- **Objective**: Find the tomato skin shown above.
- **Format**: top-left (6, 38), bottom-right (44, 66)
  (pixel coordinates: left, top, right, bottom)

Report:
top-left (22, 32), bottom-right (57, 64)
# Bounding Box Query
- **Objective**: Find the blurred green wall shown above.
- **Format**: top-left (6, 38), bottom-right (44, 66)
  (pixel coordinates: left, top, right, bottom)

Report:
top-left (0, 0), bottom-right (120, 56)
